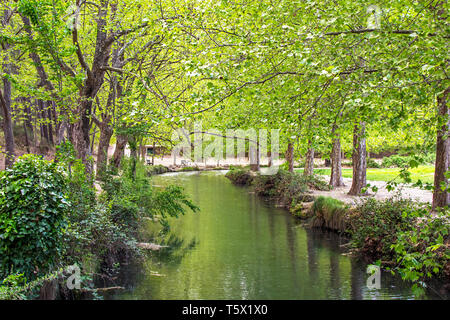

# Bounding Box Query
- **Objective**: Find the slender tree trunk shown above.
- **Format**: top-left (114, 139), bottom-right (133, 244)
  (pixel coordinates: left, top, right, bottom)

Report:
top-left (112, 134), bottom-right (128, 168)
top-left (0, 82), bottom-right (15, 168)
top-left (24, 103), bottom-right (34, 144)
top-left (285, 142), bottom-right (294, 173)
top-left (46, 102), bottom-right (54, 146)
top-left (23, 121), bottom-right (30, 153)
top-left (432, 87), bottom-right (450, 209)
top-left (73, 97), bottom-right (94, 175)
top-left (57, 121), bottom-right (68, 145)
top-left (330, 126), bottom-right (344, 187)
top-left (90, 127), bottom-right (97, 155)
top-left (303, 143), bottom-right (314, 176)
top-left (348, 122), bottom-right (367, 195)
top-left (96, 123), bottom-right (113, 180)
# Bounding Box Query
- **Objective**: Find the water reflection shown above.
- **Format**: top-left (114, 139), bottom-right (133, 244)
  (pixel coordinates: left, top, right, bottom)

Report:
top-left (111, 171), bottom-right (441, 300)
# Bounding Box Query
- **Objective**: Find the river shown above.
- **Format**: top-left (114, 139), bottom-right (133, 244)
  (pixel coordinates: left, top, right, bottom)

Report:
top-left (110, 171), bottom-right (441, 300)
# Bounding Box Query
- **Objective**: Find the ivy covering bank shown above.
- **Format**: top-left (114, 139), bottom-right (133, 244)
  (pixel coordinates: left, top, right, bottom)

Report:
top-left (0, 146), bottom-right (198, 300)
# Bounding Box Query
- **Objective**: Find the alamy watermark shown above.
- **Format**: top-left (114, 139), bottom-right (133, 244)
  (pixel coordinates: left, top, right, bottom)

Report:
top-left (366, 265), bottom-right (381, 290)
top-left (171, 122), bottom-right (281, 175)
top-left (66, 264), bottom-right (81, 290)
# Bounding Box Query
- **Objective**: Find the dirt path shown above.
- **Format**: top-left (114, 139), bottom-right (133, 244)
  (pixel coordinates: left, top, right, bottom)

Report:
top-left (311, 177), bottom-right (433, 205)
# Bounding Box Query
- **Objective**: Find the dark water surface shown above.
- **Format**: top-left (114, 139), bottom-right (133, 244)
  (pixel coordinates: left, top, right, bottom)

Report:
top-left (112, 171), bottom-right (444, 300)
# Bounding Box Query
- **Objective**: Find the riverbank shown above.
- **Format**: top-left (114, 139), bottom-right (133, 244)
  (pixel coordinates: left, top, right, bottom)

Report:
top-left (224, 168), bottom-right (450, 297)
top-left (112, 171), bottom-right (430, 299)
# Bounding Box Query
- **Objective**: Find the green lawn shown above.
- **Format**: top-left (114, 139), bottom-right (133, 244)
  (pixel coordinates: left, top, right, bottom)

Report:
top-left (296, 165), bottom-right (435, 184)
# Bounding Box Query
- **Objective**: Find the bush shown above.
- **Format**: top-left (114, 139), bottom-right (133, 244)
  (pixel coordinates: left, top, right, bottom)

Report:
top-left (252, 170), bottom-right (309, 207)
top-left (0, 155), bottom-right (70, 280)
top-left (101, 157), bottom-right (199, 232)
top-left (351, 197), bottom-right (449, 296)
top-left (225, 168), bottom-right (253, 186)
top-left (390, 207), bottom-right (449, 296)
top-left (179, 166), bottom-right (200, 172)
top-left (381, 154), bottom-right (435, 168)
top-left (303, 174), bottom-right (331, 191)
top-left (146, 165), bottom-right (170, 176)
top-left (367, 158), bottom-right (381, 168)
top-left (350, 197), bottom-right (422, 260)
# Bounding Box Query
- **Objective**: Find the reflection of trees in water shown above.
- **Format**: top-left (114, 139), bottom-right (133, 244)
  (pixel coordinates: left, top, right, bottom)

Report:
top-left (350, 259), bottom-right (365, 300)
top-left (154, 233), bottom-right (198, 265)
top-left (305, 228), bottom-right (350, 298)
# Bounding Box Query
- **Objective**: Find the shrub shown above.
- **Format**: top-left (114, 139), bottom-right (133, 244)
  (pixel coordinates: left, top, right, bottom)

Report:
top-left (146, 165), bottom-right (170, 176)
top-left (350, 197), bottom-right (423, 260)
top-left (389, 207), bottom-right (449, 296)
top-left (180, 166), bottom-right (200, 172)
top-left (253, 170), bottom-right (309, 207)
top-left (303, 174), bottom-right (331, 191)
top-left (352, 197), bottom-right (449, 297)
top-left (101, 157), bottom-right (199, 232)
top-left (367, 158), bottom-right (381, 168)
top-left (381, 153), bottom-right (435, 168)
top-left (0, 155), bottom-right (70, 280)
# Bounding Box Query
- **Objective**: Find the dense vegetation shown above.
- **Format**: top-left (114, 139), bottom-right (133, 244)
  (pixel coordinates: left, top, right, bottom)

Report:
top-left (0, 146), bottom-right (197, 299)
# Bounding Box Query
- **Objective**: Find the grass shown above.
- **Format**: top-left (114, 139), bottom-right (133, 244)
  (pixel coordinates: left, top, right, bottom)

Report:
top-left (296, 165), bottom-right (435, 184)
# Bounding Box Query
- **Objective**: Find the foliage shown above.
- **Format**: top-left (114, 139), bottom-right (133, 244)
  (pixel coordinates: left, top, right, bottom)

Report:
top-left (0, 155), bottom-right (69, 280)
top-left (349, 197), bottom-right (449, 296)
top-left (303, 174), bottom-right (331, 191)
top-left (56, 141), bottom-right (96, 220)
top-left (367, 158), bottom-right (381, 169)
top-left (101, 157), bottom-right (199, 232)
top-left (310, 166), bottom-right (435, 184)
top-left (350, 197), bottom-right (423, 260)
top-left (382, 154), bottom-right (435, 168)
top-left (179, 166), bottom-right (200, 172)
top-left (252, 170), bottom-right (309, 207)
top-left (389, 207), bottom-right (449, 297)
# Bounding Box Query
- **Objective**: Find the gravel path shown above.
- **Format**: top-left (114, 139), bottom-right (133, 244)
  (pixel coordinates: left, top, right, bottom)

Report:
top-left (311, 177), bottom-right (433, 205)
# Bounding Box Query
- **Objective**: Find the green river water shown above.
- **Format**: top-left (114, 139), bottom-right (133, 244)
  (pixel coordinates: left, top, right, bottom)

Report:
top-left (111, 171), bottom-right (444, 300)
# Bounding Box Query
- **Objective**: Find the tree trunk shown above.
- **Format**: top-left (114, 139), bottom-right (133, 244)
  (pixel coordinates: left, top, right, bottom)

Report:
top-left (128, 136), bottom-right (138, 179)
top-left (57, 121), bottom-right (68, 145)
top-left (432, 87), bottom-right (450, 209)
top-left (0, 80), bottom-right (15, 168)
top-left (303, 143), bottom-right (314, 177)
top-left (250, 142), bottom-right (260, 171)
top-left (285, 142), bottom-right (294, 173)
top-left (96, 123), bottom-right (113, 180)
top-left (330, 127), bottom-right (344, 187)
top-left (46, 102), bottom-right (54, 146)
top-left (152, 141), bottom-right (155, 165)
top-left (348, 122), bottom-right (367, 195)
top-left (73, 97), bottom-right (94, 175)
top-left (112, 134), bottom-right (128, 168)
top-left (37, 99), bottom-right (49, 146)
top-left (23, 121), bottom-right (30, 153)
